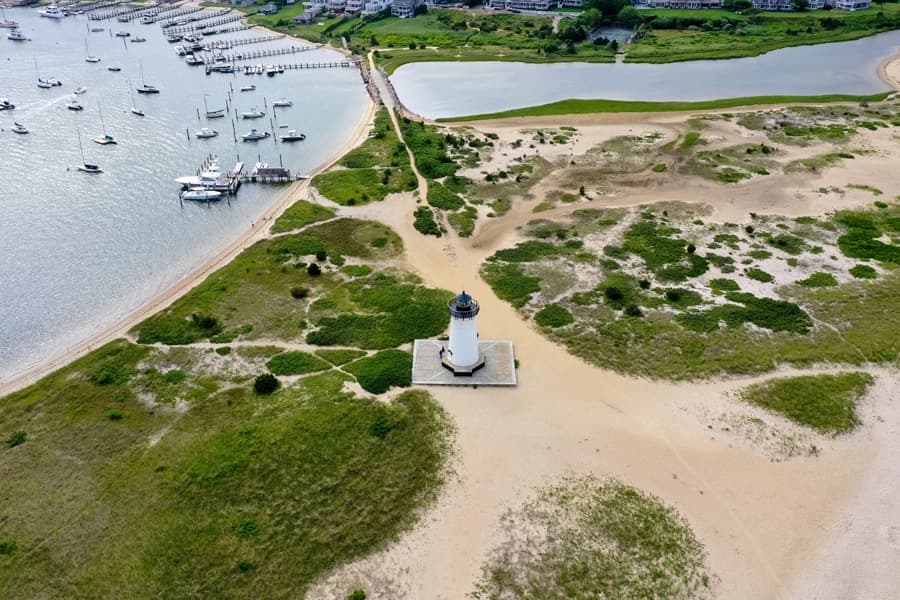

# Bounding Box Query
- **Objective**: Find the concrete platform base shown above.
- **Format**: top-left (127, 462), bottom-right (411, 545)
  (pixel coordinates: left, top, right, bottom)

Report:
top-left (441, 353), bottom-right (485, 375)
top-left (412, 339), bottom-right (516, 386)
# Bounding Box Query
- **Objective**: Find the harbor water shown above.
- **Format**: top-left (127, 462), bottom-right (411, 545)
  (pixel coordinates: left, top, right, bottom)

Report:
top-left (391, 29), bottom-right (900, 119)
top-left (0, 8), bottom-right (368, 382)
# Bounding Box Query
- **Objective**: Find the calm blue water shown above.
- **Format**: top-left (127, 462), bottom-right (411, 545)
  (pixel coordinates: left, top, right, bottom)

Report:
top-left (0, 8), bottom-right (368, 381)
top-left (391, 30), bottom-right (900, 118)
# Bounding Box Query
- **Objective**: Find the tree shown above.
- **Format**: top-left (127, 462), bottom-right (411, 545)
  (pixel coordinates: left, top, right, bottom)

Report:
top-left (609, 39), bottom-right (619, 52)
top-left (792, 0), bottom-right (809, 11)
top-left (254, 373), bottom-right (279, 395)
top-left (617, 6), bottom-right (642, 28)
top-left (307, 262), bottom-right (321, 276)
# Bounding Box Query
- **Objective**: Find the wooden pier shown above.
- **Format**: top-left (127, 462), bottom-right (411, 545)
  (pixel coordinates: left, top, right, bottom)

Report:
top-left (203, 34), bottom-right (286, 51)
top-left (239, 60), bottom-right (362, 74)
top-left (205, 44), bottom-right (320, 64)
top-left (165, 13), bottom-right (242, 35)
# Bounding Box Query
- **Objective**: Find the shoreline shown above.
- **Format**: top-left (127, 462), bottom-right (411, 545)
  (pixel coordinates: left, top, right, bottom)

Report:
top-left (0, 95), bottom-right (377, 398)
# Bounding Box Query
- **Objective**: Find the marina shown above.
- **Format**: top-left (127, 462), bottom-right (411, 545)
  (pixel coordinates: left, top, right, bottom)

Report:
top-left (0, 6), bottom-right (369, 382)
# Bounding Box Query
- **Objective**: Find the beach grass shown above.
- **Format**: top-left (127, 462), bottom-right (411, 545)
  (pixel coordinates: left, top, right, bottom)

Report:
top-left (270, 200), bottom-right (335, 234)
top-left (472, 475), bottom-right (710, 600)
top-left (439, 94), bottom-right (891, 122)
top-left (741, 372), bottom-right (873, 434)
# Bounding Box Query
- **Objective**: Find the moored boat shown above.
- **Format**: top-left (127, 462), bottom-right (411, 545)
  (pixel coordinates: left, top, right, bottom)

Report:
top-left (195, 127), bottom-right (219, 139)
top-left (272, 98), bottom-right (293, 107)
top-left (7, 29), bottom-right (28, 41)
top-left (241, 129), bottom-right (270, 141)
top-left (0, 98), bottom-right (14, 111)
top-left (39, 4), bottom-right (65, 19)
top-left (107, 66), bottom-right (122, 72)
top-left (239, 84), bottom-right (255, 92)
top-left (67, 99), bottom-right (84, 111)
top-left (181, 187), bottom-right (222, 202)
top-left (75, 86), bottom-right (87, 95)
top-left (115, 31), bottom-right (130, 38)
top-left (280, 129), bottom-right (305, 142)
top-left (132, 37), bottom-right (146, 43)
top-left (12, 122), bottom-right (28, 134)
top-left (240, 108), bottom-right (264, 119)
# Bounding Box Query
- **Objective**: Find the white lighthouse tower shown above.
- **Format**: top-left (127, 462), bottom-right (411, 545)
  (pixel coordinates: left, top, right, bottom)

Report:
top-left (442, 291), bottom-right (485, 375)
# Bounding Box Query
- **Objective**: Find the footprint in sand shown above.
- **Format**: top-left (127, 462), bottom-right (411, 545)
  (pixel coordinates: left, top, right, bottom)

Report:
top-left (887, 526), bottom-right (900, 550)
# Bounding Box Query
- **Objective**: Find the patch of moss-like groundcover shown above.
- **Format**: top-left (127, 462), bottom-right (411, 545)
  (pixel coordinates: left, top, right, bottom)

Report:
top-left (472, 475), bottom-right (710, 600)
top-left (741, 372), bottom-right (873, 434)
top-left (270, 200), bottom-right (335, 234)
top-left (0, 347), bottom-right (453, 598)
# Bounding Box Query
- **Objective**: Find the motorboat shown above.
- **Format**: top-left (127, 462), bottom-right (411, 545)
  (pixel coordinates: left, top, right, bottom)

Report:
top-left (242, 129), bottom-right (270, 142)
top-left (90, 27), bottom-right (104, 33)
top-left (117, 15), bottom-right (130, 23)
top-left (94, 134), bottom-right (116, 145)
top-left (185, 54), bottom-right (205, 66)
top-left (176, 159), bottom-right (229, 188)
top-left (131, 107), bottom-right (145, 116)
top-left (66, 99), bottom-right (83, 111)
top-left (140, 16), bottom-right (154, 25)
top-left (240, 108), bottom-right (264, 119)
top-left (272, 98), bottom-right (293, 107)
top-left (75, 86), bottom-right (87, 95)
top-left (115, 31), bottom-right (130, 38)
top-left (107, 66), bottom-right (122, 72)
top-left (132, 37), bottom-right (146, 43)
top-left (266, 65), bottom-right (277, 77)
top-left (39, 4), bottom-right (66, 19)
top-left (280, 130), bottom-right (305, 142)
top-left (181, 187), bottom-right (222, 202)
top-left (195, 127), bottom-right (219, 139)
top-left (166, 34), bottom-right (183, 43)
top-left (137, 84), bottom-right (159, 94)
top-left (11, 122), bottom-right (28, 134)
top-left (239, 84), bottom-right (255, 92)
top-left (38, 78), bottom-right (62, 88)
top-left (0, 98), bottom-right (14, 111)
top-left (7, 29), bottom-right (28, 41)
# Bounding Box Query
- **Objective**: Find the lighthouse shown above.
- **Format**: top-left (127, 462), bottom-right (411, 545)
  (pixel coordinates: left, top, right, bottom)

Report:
top-left (442, 291), bottom-right (486, 375)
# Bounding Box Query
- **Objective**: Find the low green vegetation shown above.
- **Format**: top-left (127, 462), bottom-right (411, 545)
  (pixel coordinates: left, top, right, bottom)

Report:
top-left (315, 348), bottom-right (368, 366)
top-left (271, 201), bottom-right (335, 234)
top-left (483, 206), bottom-right (900, 379)
top-left (472, 475), bottom-right (710, 600)
top-left (266, 351), bottom-right (331, 376)
top-left (312, 109), bottom-right (416, 206)
top-left (440, 94), bottom-right (890, 122)
top-left (413, 206), bottom-right (442, 237)
top-left (741, 372), bottom-right (873, 434)
top-left (343, 350), bottom-right (413, 394)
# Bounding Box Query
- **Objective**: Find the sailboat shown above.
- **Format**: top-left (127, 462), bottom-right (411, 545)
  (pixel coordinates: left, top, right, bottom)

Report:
top-left (35, 58), bottom-right (62, 88)
top-left (84, 38), bottom-right (100, 63)
top-left (1, 6), bottom-right (19, 29)
top-left (127, 79), bottom-right (144, 116)
top-left (93, 103), bottom-right (116, 145)
top-left (136, 60), bottom-right (159, 94)
top-left (203, 94), bottom-right (224, 119)
top-left (76, 130), bottom-right (102, 173)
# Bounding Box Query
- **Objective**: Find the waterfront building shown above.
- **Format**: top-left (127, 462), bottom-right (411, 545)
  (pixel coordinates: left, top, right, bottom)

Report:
top-left (633, 0), bottom-right (723, 8)
top-left (486, 0), bottom-right (555, 11)
top-left (257, 3), bottom-right (279, 15)
top-left (293, 5), bottom-right (322, 23)
top-left (832, 0), bottom-right (870, 9)
top-left (363, 0), bottom-right (392, 15)
top-left (391, 0), bottom-right (424, 17)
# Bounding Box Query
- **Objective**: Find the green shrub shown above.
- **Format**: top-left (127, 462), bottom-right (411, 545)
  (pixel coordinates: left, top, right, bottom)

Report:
top-left (315, 349), bottom-right (367, 366)
top-left (107, 409), bottom-right (124, 421)
top-left (413, 206), bottom-right (442, 237)
top-left (427, 183), bottom-right (465, 211)
top-left (0, 541), bottom-right (16, 555)
top-left (797, 272), bottom-right (838, 287)
top-left (266, 352), bottom-right (331, 376)
top-left (849, 264), bottom-right (877, 279)
top-left (253, 373), bottom-right (280, 395)
top-left (534, 304), bottom-right (574, 328)
top-left (652, 163), bottom-right (667, 172)
top-left (307, 263), bottom-right (322, 276)
top-left (215, 347), bottom-right (232, 356)
top-left (6, 431), bottom-right (26, 448)
top-left (348, 591), bottom-right (367, 600)
top-left (709, 278), bottom-right (740, 292)
top-left (164, 370), bottom-right (186, 385)
top-left (291, 286), bottom-right (309, 299)
top-left (344, 350), bottom-right (412, 394)
top-left (482, 263), bottom-right (541, 308)
top-left (746, 268), bottom-right (774, 283)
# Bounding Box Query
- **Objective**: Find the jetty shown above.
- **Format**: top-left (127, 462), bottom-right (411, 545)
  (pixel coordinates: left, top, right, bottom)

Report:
top-left (242, 162), bottom-right (295, 184)
top-left (165, 13), bottom-right (241, 35)
top-left (205, 44), bottom-right (320, 64)
top-left (238, 60), bottom-right (362, 74)
top-left (202, 34), bottom-right (288, 51)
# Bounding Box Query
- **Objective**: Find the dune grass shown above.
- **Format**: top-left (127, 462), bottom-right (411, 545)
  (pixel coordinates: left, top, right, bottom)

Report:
top-left (270, 200), bottom-right (335, 234)
top-left (741, 372), bottom-right (873, 434)
top-left (472, 475), bottom-right (710, 600)
top-left (439, 94), bottom-right (891, 122)
top-left (0, 356), bottom-right (452, 597)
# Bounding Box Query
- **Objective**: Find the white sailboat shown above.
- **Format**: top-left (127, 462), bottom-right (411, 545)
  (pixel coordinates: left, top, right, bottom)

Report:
top-left (127, 79), bottom-right (144, 116)
top-left (34, 59), bottom-right (62, 88)
top-left (203, 94), bottom-right (225, 119)
top-left (1, 6), bottom-right (19, 29)
top-left (84, 38), bottom-right (100, 63)
top-left (76, 130), bottom-right (102, 173)
top-left (93, 102), bottom-right (116, 145)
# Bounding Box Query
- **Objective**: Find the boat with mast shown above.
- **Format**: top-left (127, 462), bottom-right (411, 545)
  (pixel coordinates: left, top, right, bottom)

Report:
top-left (203, 94), bottom-right (225, 119)
top-left (0, 98), bottom-right (14, 111)
top-left (127, 80), bottom-right (144, 116)
top-left (12, 122), bottom-right (28, 134)
top-left (35, 59), bottom-right (62, 88)
top-left (76, 130), bottom-right (102, 173)
top-left (93, 103), bottom-right (116, 145)
top-left (84, 38), bottom-right (100, 63)
top-left (240, 108), bottom-right (264, 119)
top-left (136, 60), bottom-right (159, 94)
top-left (1, 6), bottom-right (18, 29)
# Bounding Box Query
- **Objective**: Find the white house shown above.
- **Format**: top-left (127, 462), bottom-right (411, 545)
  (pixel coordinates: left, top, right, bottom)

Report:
top-left (362, 0), bottom-right (391, 15)
top-left (257, 3), bottom-right (279, 15)
top-left (391, 0), bottom-right (423, 17)
top-left (633, 0), bottom-right (722, 8)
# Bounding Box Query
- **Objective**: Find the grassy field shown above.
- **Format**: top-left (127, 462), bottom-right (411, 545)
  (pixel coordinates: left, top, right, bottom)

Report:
top-left (482, 204), bottom-right (900, 380)
top-left (0, 212), bottom-right (460, 595)
top-left (472, 475), bottom-right (711, 600)
top-left (628, 5), bottom-right (900, 62)
top-left (741, 372), bottom-right (873, 434)
top-left (439, 93), bottom-right (892, 122)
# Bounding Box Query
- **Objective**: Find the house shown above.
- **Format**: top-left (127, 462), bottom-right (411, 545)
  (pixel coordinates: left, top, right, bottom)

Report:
top-left (293, 5), bottom-right (322, 23)
top-left (346, 0), bottom-right (365, 13)
top-left (558, 0), bottom-right (583, 7)
top-left (362, 0), bottom-right (391, 15)
top-left (633, 0), bottom-right (722, 8)
top-left (486, 0), bottom-right (554, 10)
top-left (326, 0), bottom-right (347, 11)
top-left (391, 0), bottom-right (424, 17)
top-left (832, 0), bottom-right (870, 9)
top-left (230, 0), bottom-right (256, 7)
top-left (257, 3), bottom-right (279, 15)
